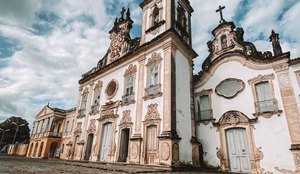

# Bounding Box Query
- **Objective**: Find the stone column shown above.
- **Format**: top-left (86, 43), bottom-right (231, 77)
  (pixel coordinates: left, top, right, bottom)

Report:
top-left (273, 58), bottom-right (300, 171)
top-left (48, 117), bottom-right (54, 132)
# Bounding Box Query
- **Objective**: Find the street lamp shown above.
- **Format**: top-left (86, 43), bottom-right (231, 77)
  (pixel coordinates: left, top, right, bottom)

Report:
top-left (12, 122), bottom-right (26, 144)
top-left (0, 128), bottom-right (10, 146)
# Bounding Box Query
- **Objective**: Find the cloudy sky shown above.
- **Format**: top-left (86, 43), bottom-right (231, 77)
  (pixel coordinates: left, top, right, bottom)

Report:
top-left (0, 0), bottom-right (299, 127)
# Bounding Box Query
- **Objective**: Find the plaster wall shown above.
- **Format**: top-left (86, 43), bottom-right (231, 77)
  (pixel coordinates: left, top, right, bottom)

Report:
top-left (194, 59), bottom-right (295, 171)
top-left (175, 50), bottom-right (192, 162)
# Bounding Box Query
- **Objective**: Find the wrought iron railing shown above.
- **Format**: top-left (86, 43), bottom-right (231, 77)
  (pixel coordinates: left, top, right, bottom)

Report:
top-left (195, 109), bottom-right (213, 121)
top-left (31, 131), bottom-right (62, 139)
top-left (77, 109), bottom-right (86, 118)
top-left (254, 99), bottom-right (277, 113)
top-left (90, 104), bottom-right (99, 115)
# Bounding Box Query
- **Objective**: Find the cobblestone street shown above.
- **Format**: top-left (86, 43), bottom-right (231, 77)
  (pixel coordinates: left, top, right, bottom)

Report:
top-left (0, 154), bottom-right (220, 174)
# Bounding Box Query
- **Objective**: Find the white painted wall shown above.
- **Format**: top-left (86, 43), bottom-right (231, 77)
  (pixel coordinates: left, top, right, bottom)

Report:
top-left (175, 50), bottom-right (192, 162)
top-left (195, 58), bottom-right (295, 171)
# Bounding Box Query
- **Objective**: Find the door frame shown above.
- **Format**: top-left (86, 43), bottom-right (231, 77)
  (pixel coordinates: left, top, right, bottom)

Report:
top-left (215, 111), bottom-right (263, 173)
top-left (225, 128), bottom-right (250, 172)
top-left (99, 122), bottom-right (113, 162)
top-left (84, 133), bottom-right (94, 160)
top-left (117, 110), bottom-right (133, 162)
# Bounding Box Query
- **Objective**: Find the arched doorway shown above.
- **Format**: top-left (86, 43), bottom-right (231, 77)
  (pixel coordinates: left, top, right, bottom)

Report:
top-left (84, 134), bottom-right (94, 160)
top-left (119, 128), bottom-right (130, 162)
top-left (100, 122), bottom-right (112, 162)
top-left (49, 142), bottom-right (58, 158)
top-left (38, 142), bottom-right (44, 157)
top-left (27, 143), bottom-right (33, 157)
top-left (215, 111), bottom-right (262, 173)
top-left (33, 142), bottom-right (39, 157)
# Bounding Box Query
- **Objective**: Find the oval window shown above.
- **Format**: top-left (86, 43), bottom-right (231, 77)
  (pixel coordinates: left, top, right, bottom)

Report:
top-left (105, 80), bottom-right (118, 99)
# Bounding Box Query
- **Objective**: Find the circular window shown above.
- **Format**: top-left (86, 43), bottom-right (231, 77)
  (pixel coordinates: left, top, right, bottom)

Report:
top-left (105, 80), bottom-right (118, 99)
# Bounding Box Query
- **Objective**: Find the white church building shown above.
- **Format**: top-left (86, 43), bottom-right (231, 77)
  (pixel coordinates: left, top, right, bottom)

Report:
top-left (27, 1), bottom-right (300, 173)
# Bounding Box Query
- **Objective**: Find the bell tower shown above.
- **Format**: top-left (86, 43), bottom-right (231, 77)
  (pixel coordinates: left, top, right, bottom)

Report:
top-left (139, 0), bottom-right (194, 46)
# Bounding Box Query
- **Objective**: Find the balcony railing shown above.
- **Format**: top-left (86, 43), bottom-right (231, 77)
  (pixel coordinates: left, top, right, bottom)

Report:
top-left (31, 131), bottom-right (62, 139)
top-left (77, 109), bottom-right (86, 118)
top-left (195, 109), bottom-right (213, 122)
top-left (90, 104), bottom-right (99, 115)
top-left (255, 99), bottom-right (277, 113)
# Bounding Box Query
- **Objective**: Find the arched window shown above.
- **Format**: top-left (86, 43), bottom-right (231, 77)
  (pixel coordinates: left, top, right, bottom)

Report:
top-left (221, 35), bottom-right (228, 49)
top-left (152, 5), bottom-right (160, 26)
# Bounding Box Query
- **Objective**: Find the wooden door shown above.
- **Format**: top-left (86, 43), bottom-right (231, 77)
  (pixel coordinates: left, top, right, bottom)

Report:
top-left (119, 129), bottom-right (130, 162)
top-left (226, 128), bottom-right (251, 172)
top-left (146, 125), bottom-right (157, 164)
top-left (84, 134), bottom-right (94, 160)
top-left (100, 123), bottom-right (112, 162)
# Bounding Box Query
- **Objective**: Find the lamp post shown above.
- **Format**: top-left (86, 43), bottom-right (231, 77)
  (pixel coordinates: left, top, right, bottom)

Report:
top-left (0, 128), bottom-right (10, 146)
top-left (12, 122), bottom-right (26, 144)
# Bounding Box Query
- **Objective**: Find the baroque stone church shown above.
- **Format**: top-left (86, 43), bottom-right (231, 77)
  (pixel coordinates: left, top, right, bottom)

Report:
top-left (26, 1), bottom-right (300, 173)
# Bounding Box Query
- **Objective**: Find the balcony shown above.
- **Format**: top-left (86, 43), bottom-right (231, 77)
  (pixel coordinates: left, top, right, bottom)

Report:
top-left (195, 109), bottom-right (213, 122)
top-left (90, 104), bottom-right (99, 115)
top-left (144, 84), bottom-right (162, 100)
top-left (31, 131), bottom-right (62, 139)
top-left (255, 99), bottom-right (277, 112)
top-left (77, 109), bottom-right (86, 119)
top-left (254, 99), bottom-right (282, 118)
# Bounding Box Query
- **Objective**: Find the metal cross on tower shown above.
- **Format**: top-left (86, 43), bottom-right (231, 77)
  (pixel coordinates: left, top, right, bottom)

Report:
top-left (216, 5), bottom-right (226, 23)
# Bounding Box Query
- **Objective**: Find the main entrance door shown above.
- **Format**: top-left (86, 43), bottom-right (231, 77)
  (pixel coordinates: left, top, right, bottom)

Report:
top-left (226, 128), bottom-right (251, 172)
top-left (100, 123), bottom-right (112, 162)
top-left (84, 134), bottom-right (94, 160)
top-left (119, 128), bottom-right (130, 162)
top-left (146, 125), bottom-right (157, 164)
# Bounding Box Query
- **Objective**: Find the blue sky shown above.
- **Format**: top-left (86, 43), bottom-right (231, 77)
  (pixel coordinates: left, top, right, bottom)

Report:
top-left (0, 0), bottom-right (300, 126)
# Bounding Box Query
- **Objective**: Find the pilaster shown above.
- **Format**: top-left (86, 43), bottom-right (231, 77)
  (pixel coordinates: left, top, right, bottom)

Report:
top-left (133, 56), bottom-right (146, 138)
top-left (273, 58), bottom-right (300, 172)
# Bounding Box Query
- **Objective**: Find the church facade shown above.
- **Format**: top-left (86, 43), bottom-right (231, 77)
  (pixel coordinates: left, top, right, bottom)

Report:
top-left (26, 0), bottom-right (300, 173)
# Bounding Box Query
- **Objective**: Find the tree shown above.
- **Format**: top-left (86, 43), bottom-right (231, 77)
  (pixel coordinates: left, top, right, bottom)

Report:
top-left (0, 116), bottom-right (30, 149)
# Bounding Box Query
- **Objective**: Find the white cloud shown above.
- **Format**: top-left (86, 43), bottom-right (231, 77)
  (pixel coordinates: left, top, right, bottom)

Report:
top-left (0, 0), bottom-right (299, 128)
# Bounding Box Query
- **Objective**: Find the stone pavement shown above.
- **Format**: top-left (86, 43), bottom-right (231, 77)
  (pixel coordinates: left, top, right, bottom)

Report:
top-left (0, 154), bottom-right (225, 174)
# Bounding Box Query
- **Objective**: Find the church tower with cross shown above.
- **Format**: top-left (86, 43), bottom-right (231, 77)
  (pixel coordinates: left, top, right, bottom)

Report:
top-left (194, 5), bottom-right (300, 174)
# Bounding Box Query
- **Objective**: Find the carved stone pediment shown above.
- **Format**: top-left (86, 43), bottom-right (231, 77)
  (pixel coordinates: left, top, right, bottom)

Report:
top-left (107, 22), bottom-right (132, 64)
top-left (124, 64), bottom-right (137, 77)
top-left (145, 52), bottom-right (162, 67)
top-left (120, 110), bottom-right (132, 125)
top-left (99, 101), bottom-right (120, 121)
top-left (86, 119), bottom-right (96, 134)
top-left (214, 111), bottom-right (257, 127)
top-left (145, 103), bottom-right (160, 120)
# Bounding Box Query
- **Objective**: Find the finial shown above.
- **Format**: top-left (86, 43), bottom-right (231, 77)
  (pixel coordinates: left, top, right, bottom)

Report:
top-left (269, 30), bottom-right (282, 56)
top-left (120, 7), bottom-right (126, 20)
top-left (216, 5), bottom-right (226, 23)
top-left (114, 17), bottom-right (118, 25)
top-left (126, 8), bottom-right (131, 20)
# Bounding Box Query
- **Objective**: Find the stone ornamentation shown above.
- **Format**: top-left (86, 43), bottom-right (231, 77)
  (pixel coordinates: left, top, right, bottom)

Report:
top-left (74, 122), bottom-right (82, 136)
top-left (254, 147), bottom-right (264, 161)
top-left (120, 110), bottom-right (132, 125)
top-left (124, 64), bottom-right (137, 77)
top-left (248, 74), bottom-right (275, 84)
top-left (145, 52), bottom-right (163, 67)
top-left (145, 104), bottom-right (160, 120)
top-left (161, 142), bottom-right (170, 160)
top-left (86, 119), bottom-right (96, 134)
